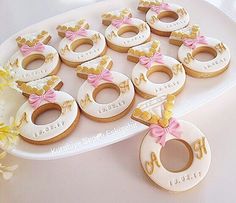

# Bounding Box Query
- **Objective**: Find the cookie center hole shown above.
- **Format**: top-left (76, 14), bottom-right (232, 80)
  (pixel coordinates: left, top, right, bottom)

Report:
top-left (71, 38), bottom-right (93, 53)
top-left (22, 54), bottom-right (45, 70)
top-left (147, 65), bottom-right (172, 84)
top-left (160, 139), bottom-right (193, 173)
top-left (192, 46), bottom-right (217, 62)
top-left (118, 25), bottom-right (139, 38)
top-left (158, 11), bottom-right (179, 23)
top-left (93, 83), bottom-right (120, 104)
top-left (32, 103), bottom-right (61, 125)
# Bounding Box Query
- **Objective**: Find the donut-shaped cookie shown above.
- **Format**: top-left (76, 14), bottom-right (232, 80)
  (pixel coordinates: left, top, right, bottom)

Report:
top-left (15, 90), bottom-right (79, 145)
top-left (104, 17), bottom-right (151, 52)
top-left (77, 70), bottom-right (135, 122)
top-left (140, 119), bottom-right (211, 192)
top-left (7, 32), bottom-right (60, 83)
top-left (178, 36), bottom-right (230, 77)
top-left (57, 20), bottom-right (107, 67)
top-left (146, 3), bottom-right (190, 36)
top-left (132, 52), bottom-right (186, 99)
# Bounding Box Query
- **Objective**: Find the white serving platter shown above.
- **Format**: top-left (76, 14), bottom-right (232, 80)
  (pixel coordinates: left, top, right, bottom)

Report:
top-left (0, 0), bottom-right (235, 160)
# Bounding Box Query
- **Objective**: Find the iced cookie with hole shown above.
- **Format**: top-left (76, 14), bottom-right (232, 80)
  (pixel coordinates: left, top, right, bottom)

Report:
top-left (131, 44), bottom-right (186, 99)
top-left (132, 94), bottom-right (211, 192)
top-left (15, 88), bottom-right (80, 145)
top-left (6, 31), bottom-right (61, 83)
top-left (144, 2), bottom-right (190, 36)
top-left (77, 56), bottom-right (135, 122)
top-left (57, 20), bottom-right (107, 67)
top-left (178, 36), bottom-right (230, 78)
top-left (102, 9), bottom-right (151, 53)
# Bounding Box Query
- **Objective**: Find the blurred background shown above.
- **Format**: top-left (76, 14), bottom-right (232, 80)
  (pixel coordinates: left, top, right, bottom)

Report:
top-left (0, 0), bottom-right (235, 43)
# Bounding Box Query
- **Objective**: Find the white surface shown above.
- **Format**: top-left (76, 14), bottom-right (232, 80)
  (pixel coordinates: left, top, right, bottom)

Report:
top-left (1, 0), bottom-right (236, 160)
top-left (0, 0), bottom-right (236, 202)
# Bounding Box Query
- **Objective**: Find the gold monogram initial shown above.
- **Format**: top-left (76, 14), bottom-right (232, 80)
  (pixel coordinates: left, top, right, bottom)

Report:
top-left (10, 58), bottom-right (19, 68)
top-left (172, 64), bottom-right (184, 75)
top-left (183, 53), bottom-right (194, 64)
top-left (145, 152), bottom-right (161, 175)
top-left (45, 53), bottom-right (54, 63)
top-left (119, 80), bottom-right (130, 93)
top-left (177, 8), bottom-right (187, 17)
top-left (149, 15), bottom-right (158, 25)
top-left (193, 137), bottom-right (207, 159)
top-left (61, 45), bottom-right (70, 55)
top-left (134, 73), bottom-right (147, 86)
top-left (138, 23), bottom-right (147, 32)
top-left (16, 112), bottom-right (28, 129)
top-left (80, 94), bottom-right (92, 109)
top-left (91, 33), bottom-right (101, 43)
top-left (215, 42), bottom-right (226, 54)
top-left (61, 100), bottom-right (74, 114)
top-left (107, 31), bottom-right (117, 41)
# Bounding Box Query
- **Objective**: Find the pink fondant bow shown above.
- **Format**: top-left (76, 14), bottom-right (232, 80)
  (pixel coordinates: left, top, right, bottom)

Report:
top-left (112, 17), bottom-right (132, 28)
top-left (88, 69), bottom-right (113, 87)
top-left (183, 36), bottom-right (208, 49)
top-left (151, 3), bottom-right (171, 14)
top-left (29, 89), bottom-right (56, 109)
top-left (20, 42), bottom-right (45, 56)
top-left (65, 28), bottom-right (88, 41)
top-left (149, 118), bottom-right (182, 147)
top-left (139, 52), bottom-right (164, 69)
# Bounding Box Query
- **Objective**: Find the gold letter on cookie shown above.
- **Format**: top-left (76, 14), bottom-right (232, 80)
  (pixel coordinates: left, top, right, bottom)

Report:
top-left (193, 137), bottom-right (207, 159)
top-left (145, 152), bottom-right (161, 175)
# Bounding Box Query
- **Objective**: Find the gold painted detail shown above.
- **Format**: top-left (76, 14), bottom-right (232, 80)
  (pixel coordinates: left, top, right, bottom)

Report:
top-left (145, 152), bottom-right (161, 175)
top-left (193, 137), bottom-right (207, 159)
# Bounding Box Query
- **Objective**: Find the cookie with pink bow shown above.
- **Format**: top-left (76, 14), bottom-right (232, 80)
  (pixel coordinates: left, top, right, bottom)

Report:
top-left (15, 84), bottom-right (80, 145)
top-left (138, 1), bottom-right (190, 37)
top-left (6, 31), bottom-right (61, 83)
top-left (132, 94), bottom-right (211, 192)
top-left (77, 55), bottom-right (135, 122)
top-left (176, 29), bottom-right (231, 78)
top-left (102, 8), bottom-right (151, 53)
top-left (129, 41), bottom-right (186, 99)
top-left (57, 19), bottom-right (107, 67)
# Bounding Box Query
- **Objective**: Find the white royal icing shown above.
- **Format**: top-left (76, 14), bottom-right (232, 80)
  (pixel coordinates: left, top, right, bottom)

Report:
top-left (105, 18), bottom-right (151, 50)
top-left (178, 37), bottom-right (230, 76)
top-left (146, 3), bottom-right (190, 33)
top-left (58, 29), bottom-right (106, 65)
top-left (140, 120), bottom-right (211, 192)
top-left (15, 91), bottom-right (78, 142)
top-left (7, 45), bottom-right (60, 83)
top-left (132, 55), bottom-right (186, 98)
top-left (77, 71), bottom-right (135, 120)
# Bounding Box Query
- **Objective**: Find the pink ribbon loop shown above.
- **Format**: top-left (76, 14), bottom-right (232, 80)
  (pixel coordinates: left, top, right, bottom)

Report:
top-left (111, 17), bottom-right (132, 28)
top-left (29, 89), bottom-right (56, 109)
top-left (183, 36), bottom-right (208, 49)
top-left (20, 42), bottom-right (45, 56)
top-left (88, 69), bottom-right (113, 87)
top-left (139, 52), bottom-right (164, 69)
top-left (149, 118), bottom-right (182, 147)
top-left (65, 28), bottom-right (88, 41)
top-left (150, 3), bottom-right (171, 14)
